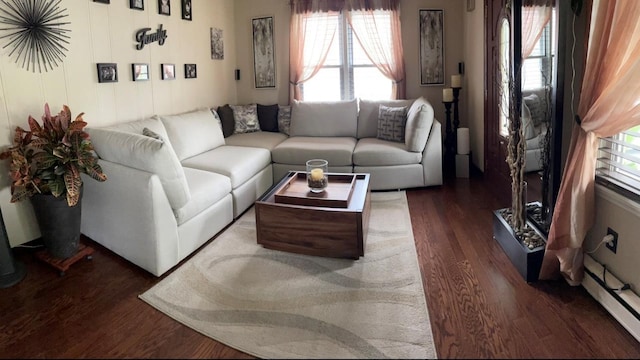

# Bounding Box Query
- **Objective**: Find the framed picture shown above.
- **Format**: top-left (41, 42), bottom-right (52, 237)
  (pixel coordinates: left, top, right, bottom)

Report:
top-left (419, 9), bottom-right (445, 86)
top-left (97, 63), bottom-right (118, 83)
top-left (130, 0), bottom-right (144, 10)
top-left (184, 64), bottom-right (197, 79)
top-left (161, 63), bottom-right (175, 80)
top-left (181, 0), bottom-right (192, 21)
top-left (210, 27), bottom-right (224, 60)
top-left (251, 16), bottom-right (276, 89)
top-left (158, 0), bottom-right (170, 15)
top-left (132, 63), bottom-right (149, 81)
top-left (93, 0), bottom-right (110, 3)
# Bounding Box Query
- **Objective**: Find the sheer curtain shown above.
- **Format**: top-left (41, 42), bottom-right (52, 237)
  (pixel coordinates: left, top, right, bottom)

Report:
top-left (540, 0), bottom-right (640, 284)
top-left (521, 0), bottom-right (553, 59)
top-left (289, 1), bottom-right (339, 103)
top-left (345, 0), bottom-right (406, 99)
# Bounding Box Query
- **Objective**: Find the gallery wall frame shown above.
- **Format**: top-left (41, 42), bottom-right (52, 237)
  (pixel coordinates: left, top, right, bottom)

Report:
top-left (161, 63), bottom-right (175, 80)
top-left (97, 63), bottom-right (118, 83)
top-left (251, 16), bottom-right (276, 89)
top-left (132, 63), bottom-right (149, 81)
top-left (94, 0), bottom-right (110, 4)
top-left (158, 0), bottom-right (170, 15)
top-left (184, 64), bottom-right (196, 79)
top-left (130, 0), bottom-right (144, 10)
top-left (181, 0), bottom-right (192, 21)
top-left (419, 9), bottom-right (445, 86)
top-left (210, 27), bottom-right (224, 60)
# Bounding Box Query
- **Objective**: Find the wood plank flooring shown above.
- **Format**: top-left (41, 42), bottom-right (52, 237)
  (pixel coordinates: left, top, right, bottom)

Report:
top-left (1, 172), bottom-right (639, 358)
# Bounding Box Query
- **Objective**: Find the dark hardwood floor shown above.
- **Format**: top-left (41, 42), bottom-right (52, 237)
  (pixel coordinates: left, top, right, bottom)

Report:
top-left (1, 171), bottom-right (639, 358)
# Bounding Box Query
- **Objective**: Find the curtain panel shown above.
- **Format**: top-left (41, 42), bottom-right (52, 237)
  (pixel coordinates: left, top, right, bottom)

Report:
top-left (290, 0), bottom-right (399, 13)
top-left (540, 0), bottom-right (640, 284)
top-left (521, 0), bottom-right (553, 58)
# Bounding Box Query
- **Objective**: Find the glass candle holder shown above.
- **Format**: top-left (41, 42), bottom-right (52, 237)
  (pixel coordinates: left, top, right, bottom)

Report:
top-left (306, 159), bottom-right (328, 193)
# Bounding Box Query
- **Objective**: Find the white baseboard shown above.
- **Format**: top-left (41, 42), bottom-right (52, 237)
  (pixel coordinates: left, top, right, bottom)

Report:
top-left (582, 255), bottom-right (640, 343)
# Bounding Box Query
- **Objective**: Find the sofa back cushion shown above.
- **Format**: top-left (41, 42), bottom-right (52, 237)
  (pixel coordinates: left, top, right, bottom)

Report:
top-left (357, 98), bottom-right (414, 138)
top-left (87, 128), bottom-right (191, 210)
top-left (405, 97), bottom-right (434, 153)
top-left (158, 108), bottom-right (225, 161)
top-left (290, 99), bottom-right (358, 137)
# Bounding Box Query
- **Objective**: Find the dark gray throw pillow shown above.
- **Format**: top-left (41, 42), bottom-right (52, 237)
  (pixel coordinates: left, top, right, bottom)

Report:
top-left (377, 105), bottom-right (408, 142)
top-left (217, 104), bottom-right (235, 138)
top-left (257, 104), bottom-right (279, 132)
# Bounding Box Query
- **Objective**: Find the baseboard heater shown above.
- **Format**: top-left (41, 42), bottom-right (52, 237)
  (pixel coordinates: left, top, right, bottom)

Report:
top-left (582, 255), bottom-right (640, 343)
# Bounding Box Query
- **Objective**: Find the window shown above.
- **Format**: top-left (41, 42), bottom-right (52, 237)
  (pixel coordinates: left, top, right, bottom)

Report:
top-left (302, 12), bottom-right (392, 101)
top-left (521, 9), bottom-right (555, 91)
top-left (597, 125), bottom-right (640, 198)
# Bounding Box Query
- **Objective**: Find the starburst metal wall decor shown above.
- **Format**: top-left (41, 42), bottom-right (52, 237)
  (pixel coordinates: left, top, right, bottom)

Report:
top-left (0, 0), bottom-right (71, 73)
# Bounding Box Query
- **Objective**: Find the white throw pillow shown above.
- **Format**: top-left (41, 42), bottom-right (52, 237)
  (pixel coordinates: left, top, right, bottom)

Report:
top-left (521, 103), bottom-right (537, 140)
top-left (404, 97), bottom-right (434, 153)
top-left (158, 108), bottom-right (225, 161)
top-left (230, 104), bottom-right (261, 134)
top-left (87, 128), bottom-right (191, 210)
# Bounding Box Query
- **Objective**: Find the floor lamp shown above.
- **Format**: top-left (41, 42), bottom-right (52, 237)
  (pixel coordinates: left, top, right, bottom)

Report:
top-left (0, 208), bottom-right (26, 288)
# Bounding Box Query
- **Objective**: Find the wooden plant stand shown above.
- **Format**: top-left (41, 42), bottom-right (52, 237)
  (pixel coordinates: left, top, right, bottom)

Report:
top-left (35, 243), bottom-right (94, 276)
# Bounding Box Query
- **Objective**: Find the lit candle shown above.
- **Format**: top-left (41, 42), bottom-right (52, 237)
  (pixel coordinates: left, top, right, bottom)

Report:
top-left (310, 168), bottom-right (324, 181)
top-left (451, 74), bottom-right (462, 88)
top-left (443, 88), bottom-right (453, 102)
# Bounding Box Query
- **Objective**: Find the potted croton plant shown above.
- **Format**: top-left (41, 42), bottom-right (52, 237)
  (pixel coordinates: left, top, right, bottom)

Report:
top-left (0, 103), bottom-right (107, 259)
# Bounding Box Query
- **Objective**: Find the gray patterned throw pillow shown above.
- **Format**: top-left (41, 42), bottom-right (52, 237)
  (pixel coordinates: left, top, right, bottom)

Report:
top-left (523, 93), bottom-right (545, 127)
top-left (377, 105), bottom-right (408, 142)
top-left (278, 105), bottom-right (291, 136)
top-left (142, 127), bottom-right (164, 142)
top-left (230, 104), bottom-right (260, 134)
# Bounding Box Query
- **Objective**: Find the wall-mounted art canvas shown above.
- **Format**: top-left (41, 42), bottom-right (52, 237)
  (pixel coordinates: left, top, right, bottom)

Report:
top-left (130, 0), bottom-right (144, 10)
top-left (158, 0), bottom-right (170, 15)
top-left (94, 0), bottom-right (110, 3)
top-left (419, 9), bottom-right (445, 86)
top-left (252, 16), bottom-right (276, 89)
top-left (132, 63), bottom-right (149, 81)
top-left (161, 63), bottom-right (175, 80)
top-left (97, 63), bottom-right (118, 83)
top-left (210, 27), bottom-right (223, 60)
top-left (184, 64), bottom-right (196, 79)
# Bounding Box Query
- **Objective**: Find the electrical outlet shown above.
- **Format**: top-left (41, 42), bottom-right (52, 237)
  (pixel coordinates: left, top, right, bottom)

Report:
top-left (606, 227), bottom-right (618, 254)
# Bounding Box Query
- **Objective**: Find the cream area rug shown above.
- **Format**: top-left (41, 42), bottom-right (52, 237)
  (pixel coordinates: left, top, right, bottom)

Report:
top-left (139, 191), bottom-right (436, 359)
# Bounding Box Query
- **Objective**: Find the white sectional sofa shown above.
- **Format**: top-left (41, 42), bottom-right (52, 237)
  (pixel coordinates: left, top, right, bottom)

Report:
top-left (82, 97), bottom-right (442, 276)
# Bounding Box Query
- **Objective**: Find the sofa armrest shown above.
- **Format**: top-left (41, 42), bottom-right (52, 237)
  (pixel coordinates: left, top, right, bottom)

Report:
top-left (422, 119), bottom-right (443, 186)
top-left (81, 160), bottom-right (180, 276)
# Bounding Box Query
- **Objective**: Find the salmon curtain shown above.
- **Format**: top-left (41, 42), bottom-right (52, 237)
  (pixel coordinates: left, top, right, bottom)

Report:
top-left (521, 0), bottom-right (553, 59)
top-left (289, 1), bottom-right (339, 103)
top-left (345, 0), bottom-right (406, 99)
top-left (540, 0), bottom-right (640, 284)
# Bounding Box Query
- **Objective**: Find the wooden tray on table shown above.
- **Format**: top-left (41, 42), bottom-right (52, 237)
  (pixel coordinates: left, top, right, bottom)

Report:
top-left (273, 172), bottom-right (356, 208)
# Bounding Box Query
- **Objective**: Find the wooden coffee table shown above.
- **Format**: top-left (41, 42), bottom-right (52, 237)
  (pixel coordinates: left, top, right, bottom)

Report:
top-left (255, 171), bottom-right (371, 259)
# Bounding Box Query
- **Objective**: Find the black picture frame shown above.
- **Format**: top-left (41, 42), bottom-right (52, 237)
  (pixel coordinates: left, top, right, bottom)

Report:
top-left (181, 0), bottom-right (192, 21)
top-left (97, 63), bottom-right (118, 83)
top-left (158, 0), bottom-right (170, 15)
top-left (93, 0), bottom-right (110, 3)
top-left (184, 64), bottom-right (196, 79)
top-left (252, 16), bottom-right (276, 89)
top-left (130, 0), bottom-right (144, 10)
top-left (161, 63), bottom-right (175, 80)
top-left (419, 9), bottom-right (445, 86)
top-left (132, 63), bottom-right (149, 81)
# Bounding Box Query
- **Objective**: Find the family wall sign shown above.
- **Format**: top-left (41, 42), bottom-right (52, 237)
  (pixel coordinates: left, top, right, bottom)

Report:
top-left (135, 24), bottom-right (168, 50)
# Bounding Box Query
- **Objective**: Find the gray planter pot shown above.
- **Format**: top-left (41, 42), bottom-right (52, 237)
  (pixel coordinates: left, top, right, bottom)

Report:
top-left (31, 188), bottom-right (82, 259)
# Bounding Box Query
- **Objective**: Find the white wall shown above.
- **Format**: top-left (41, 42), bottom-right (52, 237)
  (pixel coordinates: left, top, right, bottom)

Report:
top-left (0, 0), bottom-right (238, 246)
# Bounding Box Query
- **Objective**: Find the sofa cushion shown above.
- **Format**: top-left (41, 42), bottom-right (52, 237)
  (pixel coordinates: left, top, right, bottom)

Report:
top-left (357, 98), bottom-right (414, 138)
top-left (181, 145), bottom-right (272, 189)
top-left (353, 138), bottom-right (422, 166)
top-left (271, 137), bottom-right (356, 166)
top-left (377, 105), bottom-right (408, 142)
top-left (175, 167), bottom-right (232, 225)
top-left (230, 104), bottom-right (261, 134)
top-left (159, 108), bottom-right (225, 161)
top-left (86, 128), bottom-right (191, 210)
top-left (257, 104), bottom-right (279, 132)
top-left (290, 99), bottom-right (358, 137)
top-left (217, 104), bottom-right (235, 138)
top-left (405, 97), bottom-right (434, 153)
top-left (225, 131), bottom-right (288, 151)
top-left (278, 106), bottom-right (291, 135)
